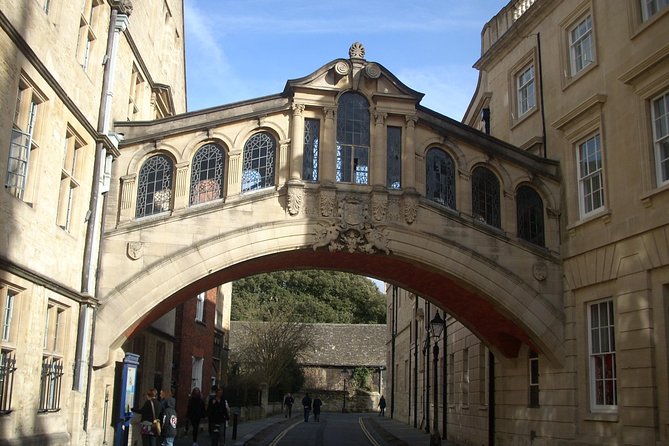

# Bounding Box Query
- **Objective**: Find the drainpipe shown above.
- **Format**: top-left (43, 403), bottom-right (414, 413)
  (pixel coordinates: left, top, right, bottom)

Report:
top-left (80, 4), bottom-right (131, 431)
top-left (390, 285), bottom-right (397, 418)
top-left (536, 32), bottom-right (547, 158)
top-left (488, 351), bottom-right (495, 446)
top-left (413, 296), bottom-right (418, 428)
top-left (442, 317), bottom-right (447, 440)
top-left (424, 301), bottom-right (430, 433)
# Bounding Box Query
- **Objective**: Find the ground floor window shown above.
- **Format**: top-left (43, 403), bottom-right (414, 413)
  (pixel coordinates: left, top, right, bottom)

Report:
top-left (589, 299), bottom-right (617, 410)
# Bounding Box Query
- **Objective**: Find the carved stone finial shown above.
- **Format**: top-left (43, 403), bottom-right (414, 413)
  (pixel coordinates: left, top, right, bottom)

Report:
top-left (349, 42), bottom-right (365, 59)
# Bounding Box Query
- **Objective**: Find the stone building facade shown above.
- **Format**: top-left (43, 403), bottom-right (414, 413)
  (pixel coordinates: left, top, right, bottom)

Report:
top-left (388, 1), bottom-right (669, 445)
top-left (0, 1), bottom-right (185, 444)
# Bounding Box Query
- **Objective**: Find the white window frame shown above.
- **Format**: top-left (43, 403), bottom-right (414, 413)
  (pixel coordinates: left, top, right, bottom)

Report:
top-left (651, 90), bottom-right (669, 186)
top-left (516, 64), bottom-right (536, 117)
top-left (1, 289), bottom-right (16, 342)
top-left (191, 356), bottom-right (203, 391)
top-left (195, 292), bottom-right (205, 322)
top-left (640, 0), bottom-right (669, 21)
top-left (577, 133), bottom-right (605, 217)
top-left (569, 14), bottom-right (594, 76)
top-left (588, 299), bottom-right (617, 412)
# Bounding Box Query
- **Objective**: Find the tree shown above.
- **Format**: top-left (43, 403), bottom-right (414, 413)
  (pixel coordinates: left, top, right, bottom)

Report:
top-left (231, 270), bottom-right (386, 323)
top-left (229, 308), bottom-right (312, 392)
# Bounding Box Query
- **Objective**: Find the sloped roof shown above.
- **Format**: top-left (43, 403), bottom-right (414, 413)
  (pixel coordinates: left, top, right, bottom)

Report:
top-left (229, 322), bottom-right (387, 368)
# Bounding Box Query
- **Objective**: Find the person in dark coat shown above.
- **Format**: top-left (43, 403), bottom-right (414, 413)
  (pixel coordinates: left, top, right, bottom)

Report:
top-left (186, 387), bottom-right (206, 445)
top-left (132, 388), bottom-right (163, 446)
top-left (378, 395), bottom-right (387, 416)
top-left (301, 393), bottom-right (312, 422)
top-left (161, 397), bottom-right (178, 446)
top-left (207, 388), bottom-right (230, 446)
top-left (312, 395), bottom-right (323, 422)
top-left (283, 393), bottom-right (294, 418)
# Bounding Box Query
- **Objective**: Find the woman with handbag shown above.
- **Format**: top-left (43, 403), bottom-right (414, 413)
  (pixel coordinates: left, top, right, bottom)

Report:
top-left (132, 388), bottom-right (163, 446)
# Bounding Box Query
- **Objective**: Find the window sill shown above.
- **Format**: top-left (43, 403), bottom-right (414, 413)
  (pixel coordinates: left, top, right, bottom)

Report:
top-left (562, 61), bottom-right (598, 92)
top-left (641, 181), bottom-right (669, 207)
top-left (511, 106), bottom-right (539, 130)
top-left (584, 411), bottom-right (618, 422)
top-left (566, 208), bottom-right (611, 236)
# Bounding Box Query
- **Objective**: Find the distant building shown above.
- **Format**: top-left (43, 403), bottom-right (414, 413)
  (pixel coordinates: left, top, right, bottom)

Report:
top-left (388, 1), bottom-right (669, 445)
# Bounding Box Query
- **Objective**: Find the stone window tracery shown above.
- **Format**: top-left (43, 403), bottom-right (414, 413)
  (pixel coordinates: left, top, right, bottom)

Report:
top-left (336, 92), bottom-right (370, 184)
top-left (303, 118), bottom-right (320, 181)
top-left (190, 143), bottom-right (225, 205)
top-left (426, 148), bottom-right (456, 209)
top-left (387, 127), bottom-right (402, 189)
top-left (516, 185), bottom-right (545, 247)
top-left (136, 154), bottom-right (173, 218)
top-left (242, 132), bottom-right (276, 192)
top-left (471, 166), bottom-right (500, 228)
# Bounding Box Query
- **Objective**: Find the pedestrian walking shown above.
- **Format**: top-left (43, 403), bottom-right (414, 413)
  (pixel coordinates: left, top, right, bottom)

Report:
top-left (378, 395), bottom-right (386, 416)
top-left (302, 393), bottom-right (312, 422)
top-left (186, 387), bottom-right (206, 446)
top-left (312, 396), bottom-right (323, 422)
top-left (207, 388), bottom-right (230, 446)
top-left (161, 396), bottom-right (178, 446)
top-left (132, 388), bottom-right (163, 446)
top-left (283, 393), bottom-right (294, 418)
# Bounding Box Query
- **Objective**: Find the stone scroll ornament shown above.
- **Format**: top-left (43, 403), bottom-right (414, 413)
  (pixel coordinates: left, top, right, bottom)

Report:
top-left (287, 186), bottom-right (304, 216)
top-left (312, 196), bottom-right (390, 255)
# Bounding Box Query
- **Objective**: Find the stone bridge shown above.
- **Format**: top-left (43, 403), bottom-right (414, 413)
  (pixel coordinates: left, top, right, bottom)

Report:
top-left (95, 44), bottom-right (562, 367)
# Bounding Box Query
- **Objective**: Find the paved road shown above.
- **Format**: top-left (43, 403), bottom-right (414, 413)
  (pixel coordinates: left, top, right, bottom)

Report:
top-left (262, 412), bottom-right (383, 446)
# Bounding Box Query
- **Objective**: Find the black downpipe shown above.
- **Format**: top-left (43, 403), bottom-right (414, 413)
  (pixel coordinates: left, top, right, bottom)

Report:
top-left (390, 286), bottom-right (397, 418)
top-left (536, 32), bottom-right (547, 158)
top-left (488, 351), bottom-right (495, 446)
top-left (442, 320), bottom-right (447, 440)
top-left (413, 297), bottom-right (418, 428)
top-left (424, 302), bottom-right (430, 433)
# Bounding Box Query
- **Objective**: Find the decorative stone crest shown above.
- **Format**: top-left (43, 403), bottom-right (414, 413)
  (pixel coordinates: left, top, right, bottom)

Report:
top-left (287, 186), bottom-right (304, 216)
top-left (533, 262), bottom-right (547, 282)
top-left (312, 196), bottom-right (390, 255)
top-left (371, 194), bottom-right (387, 222)
top-left (127, 241), bottom-right (143, 260)
top-left (349, 42), bottom-right (365, 59)
top-left (320, 189), bottom-right (337, 217)
top-left (403, 194), bottom-right (419, 224)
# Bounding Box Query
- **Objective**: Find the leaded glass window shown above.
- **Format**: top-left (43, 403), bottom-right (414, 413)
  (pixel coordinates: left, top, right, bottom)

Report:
top-left (472, 166), bottom-right (500, 228)
top-left (516, 186), bottom-right (544, 247)
top-left (190, 143), bottom-right (225, 205)
top-left (336, 92), bottom-right (370, 184)
top-left (136, 154), bottom-right (173, 218)
top-left (387, 126), bottom-right (401, 189)
top-left (303, 118), bottom-right (320, 181)
top-left (242, 132), bottom-right (275, 192)
top-left (426, 148), bottom-right (456, 209)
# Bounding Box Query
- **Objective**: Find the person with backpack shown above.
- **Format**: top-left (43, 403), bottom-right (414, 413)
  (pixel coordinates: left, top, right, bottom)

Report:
top-left (301, 393), bottom-right (312, 422)
top-left (161, 397), bottom-right (178, 446)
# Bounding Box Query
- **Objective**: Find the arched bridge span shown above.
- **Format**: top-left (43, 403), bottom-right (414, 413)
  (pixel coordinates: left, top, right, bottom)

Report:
top-left (96, 44), bottom-right (562, 367)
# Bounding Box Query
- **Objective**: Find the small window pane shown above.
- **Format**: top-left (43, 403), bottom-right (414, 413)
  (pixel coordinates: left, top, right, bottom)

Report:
top-left (387, 127), bottom-right (402, 189)
top-left (303, 119), bottom-right (320, 181)
top-left (190, 143), bottom-right (224, 205)
top-left (242, 132), bottom-right (275, 192)
top-left (516, 186), bottom-right (544, 246)
top-left (472, 167), bottom-right (500, 228)
top-left (426, 149), bottom-right (456, 209)
top-left (136, 155), bottom-right (173, 218)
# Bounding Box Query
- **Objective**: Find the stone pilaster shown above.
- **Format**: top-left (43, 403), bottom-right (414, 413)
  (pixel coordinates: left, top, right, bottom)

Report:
top-left (403, 115), bottom-right (418, 190)
top-left (290, 103), bottom-right (306, 181)
top-left (227, 152), bottom-right (242, 196)
top-left (173, 162), bottom-right (190, 210)
top-left (373, 112), bottom-right (387, 188)
top-left (119, 174), bottom-right (136, 222)
top-left (321, 106), bottom-right (337, 184)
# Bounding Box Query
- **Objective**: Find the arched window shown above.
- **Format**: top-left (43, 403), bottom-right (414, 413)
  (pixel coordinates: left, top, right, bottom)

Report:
top-left (242, 132), bottom-right (276, 192)
top-left (190, 143), bottom-right (225, 205)
top-left (136, 154), bottom-right (173, 218)
top-left (516, 185), bottom-right (545, 247)
top-left (471, 166), bottom-right (500, 228)
top-left (426, 148), bottom-right (456, 209)
top-left (336, 92), bottom-right (370, 184)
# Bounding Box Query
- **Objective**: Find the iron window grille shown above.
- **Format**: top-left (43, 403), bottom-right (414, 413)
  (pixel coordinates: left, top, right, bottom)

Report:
top-left (516, 186), bottom-right (545, 247)
top-left (472, 167), bottom-right (501, 228)
top-left (303, 118), bottom-right (320, 181)
top-left (39, 356), bottom-right (63, 412)
top-left (0, 350), bottom-right (17, 414)
top-left (136, 154), bottom-right (173, 218)
top-left (426, 148), bottom-right (456, 209)
top-left (190, 143), bottom-right (224, 205)
top-left (242, 132), bottom-right (276, 192)
top-left (336, 92), bottom-right (370, 184)
top-left (387, 127), bottom-right (402, 189)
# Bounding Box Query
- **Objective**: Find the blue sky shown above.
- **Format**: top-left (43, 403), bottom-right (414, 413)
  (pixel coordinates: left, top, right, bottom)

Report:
top-left (184, 0), bottom-right (508, 121)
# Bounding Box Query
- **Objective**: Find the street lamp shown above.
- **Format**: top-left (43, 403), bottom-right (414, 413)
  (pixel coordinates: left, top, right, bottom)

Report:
top-left (341, 367), bottom-right (350, 413)
top-left (429, 311), bottom-right (445, 446)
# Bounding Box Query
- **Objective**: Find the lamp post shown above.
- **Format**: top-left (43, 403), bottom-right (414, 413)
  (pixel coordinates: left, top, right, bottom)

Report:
top-left (429, 312), bottom-right (445, 446)
top-left (341, 367), bottom-right (350, 413)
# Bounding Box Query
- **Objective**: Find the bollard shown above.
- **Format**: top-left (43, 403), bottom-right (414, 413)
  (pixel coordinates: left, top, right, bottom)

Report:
top-left (232, 413), bottom-right (238, 440)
